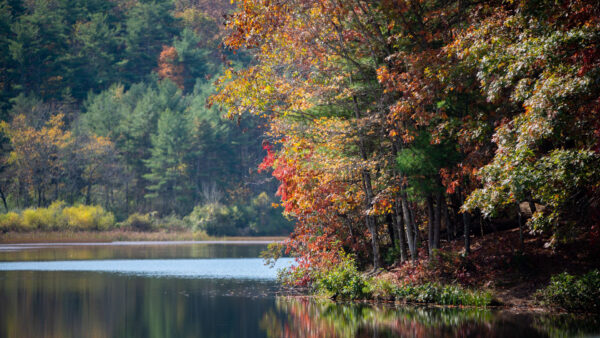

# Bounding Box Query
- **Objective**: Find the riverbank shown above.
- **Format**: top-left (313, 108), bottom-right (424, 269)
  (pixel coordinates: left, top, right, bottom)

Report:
top-left (0, 230), bottom-right (287, 244)
top-left (287, 228), bottom-right (600, 313)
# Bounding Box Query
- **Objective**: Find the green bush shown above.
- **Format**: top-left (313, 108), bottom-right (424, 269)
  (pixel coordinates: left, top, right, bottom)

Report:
top-left (186, 192), bottom-right (293, 236)
top-left (315, 254), bottom-right (370, 300)
top-left (366, 276), bottom-right (399, 301)
top-left (153, 214), bottom-right (190, 231)
top-left (308, 253), bottom-right (493, 305)
top-left (536, 270), bottom-right (600, 313)
top-left (247, 192), bottom-right (293, 235)
top-left (187, 203), bottom-right (241, 235)
top-left (118, 213), bottom-right (192, 232)
top-left (122, 213), bottom-right (154, 231)
top-left (393, 282), bottom-right (493, 306)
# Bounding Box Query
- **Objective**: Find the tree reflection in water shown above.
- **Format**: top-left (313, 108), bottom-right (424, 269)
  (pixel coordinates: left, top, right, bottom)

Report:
top-left (0, 270), bottom-right (282, 338)
top-left (261, 297), bottom-right (600, 338)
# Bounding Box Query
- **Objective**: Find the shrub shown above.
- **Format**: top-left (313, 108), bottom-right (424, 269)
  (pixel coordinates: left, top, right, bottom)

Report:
top-left (315, 253), bottom-right (369, 300)
top-left (122, 213), bottom-right (154, 231)
top-left (308, 253), bottom-right (493, 305)
top-left (0, 212), bottom-right (21, 232)
top-left (393, 282), bottom-right (493, 306)
top-left (62, 205), bottom-right (114, 230)
top-left (118, 213), bottom-right (192, 232)
top-left (536, 270), bottom-right (600, 313)
top-left (248, 192), bottom-right (293, 235)
top-left (47, 201), bottom-right (67, 230)
top-left (153, 214), bottom-right (190, 231)
top-left (186, 192), bottom-right (293, 236)
top-left (367, 275), bottom-right (399, 301)
top-left (21, 205), bottom-right (62, 230)
top-left (1, 203), bottom-right (115, 232)
top-left (186, 203), bottom-right (242, 236)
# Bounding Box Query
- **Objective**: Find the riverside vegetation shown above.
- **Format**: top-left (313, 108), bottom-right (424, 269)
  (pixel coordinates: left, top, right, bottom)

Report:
top-left (0, 192), bottom-right (290, 237)
top-left (215, 0), bottom-right (600, 312)
top-left (1, 0), bottom-right (599, 313)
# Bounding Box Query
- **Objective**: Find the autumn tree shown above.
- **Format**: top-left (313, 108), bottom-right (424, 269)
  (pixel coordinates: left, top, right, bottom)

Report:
top-left (459, 0), bottom-right (600, 245)
top-left (0, 113), bottom-right (72, 207)
top-left (157, 46), bottom-right (185, 89)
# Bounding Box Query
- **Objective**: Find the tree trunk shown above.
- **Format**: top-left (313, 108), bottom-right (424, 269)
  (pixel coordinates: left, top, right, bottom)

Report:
top-left (517, 202), bottom-right (524, 251)
top-left (346, 217), bottom-right (355, 247)
top-left (453, 193), bottom-right (462, 239)
top-left (362, 170), bottom-right (380, 270)
top-left (409, 203), bottom-right (420, 250)
top-left (0, 185), bottom-right (8, 212)
top-left (463, 211), bottom-right (471, 255)
top-left (443, 195), bottom-right (452, 241)
top-left (386, 213), bottom-right (396, 248)
top-left (480, 213), bottom-right (485, 237)
top-left (352, 94), bottom-right (379, 271)
top-left (426, 194), bottom-right (434, 257)
top-left (528, 201), bottom-right (537, 215)
top-left (458, 187), bottom-right (471, 255)
top-left (37, 185), bottom-right (42, 207)
top-left (390, 143), bottom-right (407, 262)
top-left (434, 191), bottom-right (442, 250)
top-left (393, 199), bottom-right (408, 263)
top-left (86, 182), bottom-right (92, 205)
top-left (125, 181), bottom-right (129, 215)
top-left (401, 191), bottom-right (418, 260)
top-left (104, 186), bottom-right (109, 209)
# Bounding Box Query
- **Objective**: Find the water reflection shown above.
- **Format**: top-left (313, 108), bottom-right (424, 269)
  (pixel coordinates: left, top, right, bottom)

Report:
top-left (0, 258), bottom-right (292, 279)
top-left (1, 243), bottom-right (598, 338)
top-left (0, 242), bottom-right (269, 261)
top-left (261, 297), bottom-right (600, 338)
top-left (0, 271), bottom-right (286, 338)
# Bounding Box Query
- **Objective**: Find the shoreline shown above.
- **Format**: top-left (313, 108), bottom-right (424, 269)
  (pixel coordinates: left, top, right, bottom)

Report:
top-left (2, 230), bottom-right (596, 315)
top-left (278, 285), bottom-right (571, 314)
top-left (281, 294), bottom-right (552, 313)
top-left (274, 228), bottom-right (600, 315)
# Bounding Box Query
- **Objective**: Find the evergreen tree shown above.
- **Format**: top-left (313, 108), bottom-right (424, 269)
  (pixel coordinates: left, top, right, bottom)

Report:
top-left (67, 13), bottom-right (120, 98)
top-left (9, 0), bottom-right (68, 99)
top-left (144, 108), bottom-right (192, 214)
top-left (173, 28), bottom-right (210, 92)
top-left (123, 0), bottom-right (177, 83)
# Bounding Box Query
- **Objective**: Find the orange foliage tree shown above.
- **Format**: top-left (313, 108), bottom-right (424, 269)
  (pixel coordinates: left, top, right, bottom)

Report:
top-left (157, 45), bottom-right (185, 89)
top-left (214, 0), bottom-right (600, 281)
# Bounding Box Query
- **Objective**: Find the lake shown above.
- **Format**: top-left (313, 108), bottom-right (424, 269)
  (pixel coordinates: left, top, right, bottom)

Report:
top-left (0, 242), bottom-right (598, 337)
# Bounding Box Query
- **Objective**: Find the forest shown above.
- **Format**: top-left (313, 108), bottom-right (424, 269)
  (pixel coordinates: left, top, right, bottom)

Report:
top-left (213, 0), bottom-right (600, 310)
top-left (0, 0), bottom-right (293, 236)
top-left (0, 0), bottom-right (599, 311)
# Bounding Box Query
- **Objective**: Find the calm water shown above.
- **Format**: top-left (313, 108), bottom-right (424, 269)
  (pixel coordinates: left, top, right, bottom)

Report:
top-left (0, 242), bottom-right (598, 337)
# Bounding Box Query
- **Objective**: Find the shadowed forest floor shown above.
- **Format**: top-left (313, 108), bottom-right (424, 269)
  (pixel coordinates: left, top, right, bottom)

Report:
top-left (384, 228), bottom-right (600, 311)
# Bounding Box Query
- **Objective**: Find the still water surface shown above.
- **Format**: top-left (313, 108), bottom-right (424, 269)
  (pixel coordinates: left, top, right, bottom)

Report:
top-left (0, 242), bottom-right (598, 337)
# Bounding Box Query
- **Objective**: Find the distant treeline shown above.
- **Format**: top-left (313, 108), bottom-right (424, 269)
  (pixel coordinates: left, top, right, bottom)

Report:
top-left (0, 0), bottom-right (293, 236)
top-left (0, 192), bottom-right (291, 236)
